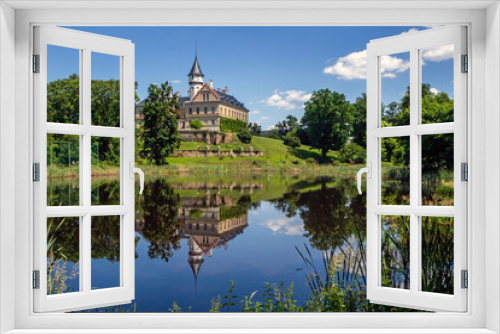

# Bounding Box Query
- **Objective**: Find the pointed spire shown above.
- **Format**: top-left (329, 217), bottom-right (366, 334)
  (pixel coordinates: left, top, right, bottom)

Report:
top-left (188, 44), bottom-right (204, 77)
top-left (188, 57), bottom-right (204, 77)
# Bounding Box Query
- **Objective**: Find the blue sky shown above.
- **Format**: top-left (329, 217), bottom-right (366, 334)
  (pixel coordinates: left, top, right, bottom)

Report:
top-left (51, 26), bottom-right (454, 130)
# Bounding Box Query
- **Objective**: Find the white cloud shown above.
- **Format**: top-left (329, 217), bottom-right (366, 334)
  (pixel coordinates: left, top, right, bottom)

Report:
top-left (430, 87), bottom-right (440, 95)
top-left (267, 125), bottom-right (276, 130)
top-left (400, 28), bottom-right (419, 35)
top-left (422, 44), bottom-right (454, 62)
top-left (324, 50), bottom-right (410, 80)
top-left (250, 110), bottom-right (261, 114)
top-left (261, 90), bottom-right (312, 110)
top-left (170, 80), bottom-right (181, 84)
top-left (261, 116), bottom-right (269, 120)
top-left (259, 218), bottom-right (305, 236)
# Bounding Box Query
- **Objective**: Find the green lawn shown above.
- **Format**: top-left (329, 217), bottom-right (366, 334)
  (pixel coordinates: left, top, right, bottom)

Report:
top-left (156, 136), bottom-right (338, 169)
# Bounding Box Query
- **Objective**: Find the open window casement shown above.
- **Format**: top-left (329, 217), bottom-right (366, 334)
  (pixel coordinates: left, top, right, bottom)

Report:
top-left (364, 26), bottom-right (467, 312)
top-left (33, 26), bottom-right (139, 312)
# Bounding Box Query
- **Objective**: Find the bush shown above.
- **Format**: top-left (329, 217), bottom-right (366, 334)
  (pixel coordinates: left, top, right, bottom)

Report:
top-left (283, 130), bottom-right (301, 148)
top-left (189, 119), bottom-right (203, 130)
top-left (237, 129), bottom-right (252, 144)
top-left (339, 142), bottom-right (366, 164)
top-left (220, 117), bottom-right (247, 133)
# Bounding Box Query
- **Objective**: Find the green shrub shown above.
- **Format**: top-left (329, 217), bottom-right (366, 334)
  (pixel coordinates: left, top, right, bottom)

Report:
top-left (283, 130), bottom-right (301, 148)
top-left (220, 117), bottom-right (247, 133)
top-left (339, 142), bottom-right (366, 164)
top-left (189, 210), bottom-right (203, 219)
top-left (189, 119), bottom-right (203, 130)
top-left (237, 129), bottom-right (252, 144)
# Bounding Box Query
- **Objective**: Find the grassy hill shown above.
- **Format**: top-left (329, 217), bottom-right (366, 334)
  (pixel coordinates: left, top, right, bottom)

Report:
top-left (155, 136), bottom-right (338, 170)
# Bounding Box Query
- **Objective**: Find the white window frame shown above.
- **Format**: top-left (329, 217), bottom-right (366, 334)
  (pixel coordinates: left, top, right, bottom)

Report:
top-left (33, 26), bottom-right (136, 313)
top-left (366, 26), bottom-right (467, 312)
top-left (0, 1), bottom-right (498, 333)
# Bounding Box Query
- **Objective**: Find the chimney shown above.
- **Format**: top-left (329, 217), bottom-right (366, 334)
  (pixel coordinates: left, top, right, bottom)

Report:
top-left (224, 86), bottom-right (229, 94)
top-left (209, 79), bottom-right (213, 88)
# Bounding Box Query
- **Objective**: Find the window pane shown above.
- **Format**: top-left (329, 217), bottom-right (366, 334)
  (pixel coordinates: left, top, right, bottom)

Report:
top-left (381, 215), bottom-right (410, 290)
top-left (421, 216), bottom-right (454, 295)
top-left (91, 52), bottom-right (121, 127)
top-left (47, 45), bottom-right (80, 124)
top-left (421, 134), bottom-right (454, 206)
top-left (47, 217), bottom-right (80, 295)
top-left (91, 216), bottom-right (120, 290)
top-left (381, 137), bottom-right (410, 205)
top-left (91, 137), bottom-right (120, 206)
top-left (421, 44), bottom-right (454, 124)
top-left (380, 52), bottom-right (410, 127)
top-left (47, 134), bottom-right (80, 206)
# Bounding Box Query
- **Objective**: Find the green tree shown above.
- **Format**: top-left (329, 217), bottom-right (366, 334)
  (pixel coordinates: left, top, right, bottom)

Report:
top-left (302, 90), bottom-right (354, 160)
top-left (237, 128), bottom-right (252, 144)
top-left (141, 82), bottom-right (181, 165)
top-left (248, 122), bottom-right (262, 136)
top-left (47, 74), bottom-right (80, 124)
top-left (351, 93), bottom-right (367, 148)
top-left (283, 129), bottom-right (301, 149)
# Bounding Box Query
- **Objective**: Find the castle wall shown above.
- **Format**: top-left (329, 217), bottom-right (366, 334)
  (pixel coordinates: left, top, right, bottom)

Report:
top-left (172, 148), bottom-right (263, 158)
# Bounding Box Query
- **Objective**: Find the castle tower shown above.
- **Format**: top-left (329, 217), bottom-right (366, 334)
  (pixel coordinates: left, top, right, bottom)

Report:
top-left (187, 236), bottom-right (204, 285)
top-left (188, 55), bottom-right (204, 100)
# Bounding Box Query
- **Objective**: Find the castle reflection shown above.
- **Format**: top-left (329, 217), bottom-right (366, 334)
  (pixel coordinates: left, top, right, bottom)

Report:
top-left (135, 180), bottom-right (262, 283)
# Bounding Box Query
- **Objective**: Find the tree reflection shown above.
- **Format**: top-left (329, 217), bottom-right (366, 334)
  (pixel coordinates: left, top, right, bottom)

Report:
top-left (138, 178), bottom-right (182, 261)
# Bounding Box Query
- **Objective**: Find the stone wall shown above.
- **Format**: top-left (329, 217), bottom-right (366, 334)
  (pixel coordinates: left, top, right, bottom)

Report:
top-left (180, 131), bottom-right (234, 144)
top-left (172, 147), bottom-right (263, 158)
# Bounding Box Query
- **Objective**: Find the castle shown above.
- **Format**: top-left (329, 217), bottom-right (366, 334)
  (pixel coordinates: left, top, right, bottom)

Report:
top-left (136, 54), bottom-right (249, 143)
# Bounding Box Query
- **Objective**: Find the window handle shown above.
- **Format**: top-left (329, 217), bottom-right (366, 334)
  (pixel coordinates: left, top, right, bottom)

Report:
top-left (357, 162), bottom-right (371, 195)
top-left (129, 162), bottom-right (144, 195)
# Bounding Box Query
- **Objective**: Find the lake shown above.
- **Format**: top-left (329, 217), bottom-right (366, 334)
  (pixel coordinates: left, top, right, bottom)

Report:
top-left (47, 170), bottom-right (453, 312)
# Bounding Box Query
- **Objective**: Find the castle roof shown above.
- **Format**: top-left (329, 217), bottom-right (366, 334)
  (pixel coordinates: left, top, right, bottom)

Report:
top-left (188, 56), bottom-right (204, 77)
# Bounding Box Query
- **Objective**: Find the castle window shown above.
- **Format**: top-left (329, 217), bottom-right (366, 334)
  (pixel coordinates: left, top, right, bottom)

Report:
top-left (196, 108), bottom-right (199, 114)
top-left (204, 107), bottom-right (207, 114)
top-left (189, 108), bottom-right (192, 114)
top-left (211, 106), bottom-right (215, 113)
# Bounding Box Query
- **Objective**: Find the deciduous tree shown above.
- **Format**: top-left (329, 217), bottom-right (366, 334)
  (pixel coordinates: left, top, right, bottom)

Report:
top-left (302, 89), bottom-right (353, 160)
top-left (142, 82), bottom-right (181, 165)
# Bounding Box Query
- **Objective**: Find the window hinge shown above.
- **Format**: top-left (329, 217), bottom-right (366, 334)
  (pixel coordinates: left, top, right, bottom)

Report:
top-left (33, 54), bottom-right (40, 73)
top-left (461, 270), bottom-right (468, 289)
top-left (461, 54), bottom-right (468, 73)
top-left (461, 162), bottom-right (468, 181)
top-left (33, 270), bottom-right (40, 289)
top-left (33, 163), bottom-right (40, 182)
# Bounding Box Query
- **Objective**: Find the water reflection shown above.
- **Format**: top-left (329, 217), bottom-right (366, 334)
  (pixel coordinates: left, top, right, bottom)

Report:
top-left (47, 172), bottom-right (453, 312)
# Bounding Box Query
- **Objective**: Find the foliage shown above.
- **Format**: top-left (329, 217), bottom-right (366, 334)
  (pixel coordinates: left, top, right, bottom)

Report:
top-left (351, 93), bottom-right (367, 148)
top-left (141, 82), bottom-right (182, 165)
top-left (237, 128), bottom-right (252, 144)
top-left (248, 122), bottom-right (262, 136)
top-left (283, 129), bottom-right (301, 149)
top-left (189, 209), bottom-right (203, 219)
top-left (220, 196), bottom-right (252, 220)
top-left (47, 74), bottom-right (80, 124)
top-left (220, 117), bottom-right (247, 133)
top-left (302, 90), bottom-right (354, 160)
top-left (189, 119), bottom-right (203, 130)
top-left (274, 115), bottom-right (300, 138)
top-left (338, 142), bottom-right (366, 164)
top-left (140, 179), bottom-right (182, 262)
top-left (47, 75), bottom-right (122, 166)
top-left (47, 217), bottom-right (79, 295)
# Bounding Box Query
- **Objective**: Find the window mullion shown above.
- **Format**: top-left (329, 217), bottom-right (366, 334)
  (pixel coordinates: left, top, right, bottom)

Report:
top-left (81, 48), bottom-right (92, 294)
top-left (409, 47), bottom-right (420, 295)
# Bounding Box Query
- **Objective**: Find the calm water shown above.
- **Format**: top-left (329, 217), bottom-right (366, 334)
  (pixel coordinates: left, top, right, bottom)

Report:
top-left (47, 171), bottom-right (452, 312)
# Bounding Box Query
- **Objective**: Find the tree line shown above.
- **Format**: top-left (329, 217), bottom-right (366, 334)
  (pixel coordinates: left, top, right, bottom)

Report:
top-left (253, 83), bottom-right (453, 169)
top-left (47, 76), bottom-right (454, 170)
